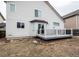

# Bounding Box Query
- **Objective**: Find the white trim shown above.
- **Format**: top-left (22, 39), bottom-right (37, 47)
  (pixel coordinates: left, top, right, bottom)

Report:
top-left (10, 3), bottom-right (16, 12)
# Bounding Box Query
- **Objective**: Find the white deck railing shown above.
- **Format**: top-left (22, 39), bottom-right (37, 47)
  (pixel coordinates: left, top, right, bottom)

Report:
top-left (36, 29), bottom-right (73, 36)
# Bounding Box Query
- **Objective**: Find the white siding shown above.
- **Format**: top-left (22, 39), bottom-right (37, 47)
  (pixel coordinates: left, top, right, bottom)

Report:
top-left (6, 1), bottom-right (64, 38)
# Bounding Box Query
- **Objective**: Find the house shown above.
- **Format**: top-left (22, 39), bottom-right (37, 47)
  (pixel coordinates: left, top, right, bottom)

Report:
top-left (5, 1), bottom-right (72, 40)
top-left (0, 12), bottom-right (6, 38)
top-left (63, 10), bottom-right (79, 29)
top-left (0, 12), bottom-right (6, 31)
top-left (0, 12), bottom-right (5, 23)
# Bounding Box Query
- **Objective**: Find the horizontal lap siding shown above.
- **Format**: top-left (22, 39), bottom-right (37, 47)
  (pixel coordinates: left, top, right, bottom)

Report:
top-left (77, 15), bottom-right (79, 28)
top-left (64, 16), bottom-right (76, 29)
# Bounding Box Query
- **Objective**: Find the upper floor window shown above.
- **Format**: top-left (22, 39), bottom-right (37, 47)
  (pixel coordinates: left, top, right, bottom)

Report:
top-left (53, 22), bottom-right (60, 26)
top-left (10, 4), bottom-right (15, 12)
top-left (35, 9), bottom-right (41, 17)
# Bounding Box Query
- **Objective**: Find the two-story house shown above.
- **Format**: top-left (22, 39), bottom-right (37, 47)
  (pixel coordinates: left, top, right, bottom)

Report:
top-left (5, 1), bottom-right (66, 39)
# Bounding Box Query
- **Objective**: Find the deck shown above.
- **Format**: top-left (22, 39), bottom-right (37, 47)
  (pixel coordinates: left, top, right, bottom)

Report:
top-left (37, 34), bottom-right (72, 40)
top-left (36, 29), bottom-right (73, 40)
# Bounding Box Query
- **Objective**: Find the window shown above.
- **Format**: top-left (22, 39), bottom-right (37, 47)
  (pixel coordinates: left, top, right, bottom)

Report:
top-left (35, 9), bottom-right (38, 17)
top-left (17, 22), bottom-right (25, 28)
top-left (10, 4), bottom-right (15, 12)
top-left (17, 22), bottom-right (20, 28)
top-left (53, 22), bottom-right (60, 26)
top-left (35, 9), bottom-right (41, 17)
top-left (38, 24), bottom-right (41, 29)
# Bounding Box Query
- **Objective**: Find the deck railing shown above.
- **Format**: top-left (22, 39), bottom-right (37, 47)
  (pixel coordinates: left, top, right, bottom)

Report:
top-left (36, 29), bottom-right (73, 36)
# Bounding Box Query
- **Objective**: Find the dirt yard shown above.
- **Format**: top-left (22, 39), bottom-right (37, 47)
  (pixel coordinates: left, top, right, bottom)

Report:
top-left (0, 37), bottom-right (79, 57)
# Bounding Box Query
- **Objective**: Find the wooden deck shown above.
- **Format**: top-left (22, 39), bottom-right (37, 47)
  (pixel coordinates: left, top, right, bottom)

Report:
top-left (36, 29), bottom-right (73, 40)
top-left (37, 34), bottom-right (72, 40)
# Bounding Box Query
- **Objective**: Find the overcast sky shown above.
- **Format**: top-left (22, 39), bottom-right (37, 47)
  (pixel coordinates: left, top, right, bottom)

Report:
top-left (0, 0), bottom-right (79, 19)
top-left (49, 0), bottom-right (79, 16)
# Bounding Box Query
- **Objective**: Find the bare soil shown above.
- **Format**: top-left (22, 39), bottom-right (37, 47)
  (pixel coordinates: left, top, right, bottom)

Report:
top-left (0, 37), bottom-right (79, 57)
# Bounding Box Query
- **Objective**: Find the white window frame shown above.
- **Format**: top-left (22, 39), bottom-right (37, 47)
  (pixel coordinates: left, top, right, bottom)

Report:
top-left (53, 22), bottom-right (60, 26)
top-left (10, 3), bottom-right (15, 12)
top-left (35, 9), bottom-right (42, 17)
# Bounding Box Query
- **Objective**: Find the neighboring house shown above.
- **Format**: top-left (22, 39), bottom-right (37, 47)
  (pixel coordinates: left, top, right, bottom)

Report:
top-left (5, 1), bottom-right (64, 38)
top-left (0, 12), bottom-right (6, 30)
top-left (63, 10), bottom-right (79, 29)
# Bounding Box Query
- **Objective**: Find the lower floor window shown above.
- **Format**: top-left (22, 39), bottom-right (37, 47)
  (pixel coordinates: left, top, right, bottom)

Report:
top-left (17, 22), bottom-right (25, 28)
top-left (53, 22), bottom-right (60, 26)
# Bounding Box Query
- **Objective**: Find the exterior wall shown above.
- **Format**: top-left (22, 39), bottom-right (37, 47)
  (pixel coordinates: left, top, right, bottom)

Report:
top-left (6, 1), bottom-right (64, 38)
top-left (77, 15), bottom-right (79, 29)
top-left (64, 16), bottom-right (76, 29)
top-left (0, 16), bottom-right (4, 23)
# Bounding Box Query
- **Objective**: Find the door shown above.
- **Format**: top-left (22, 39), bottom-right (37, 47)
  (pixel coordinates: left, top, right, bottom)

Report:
top-left (41, 24), bottom-right (44, 34)
top-left (38, 24), bottom-right (44, 34)
top-left (38, 24), bottom-right (41, 34)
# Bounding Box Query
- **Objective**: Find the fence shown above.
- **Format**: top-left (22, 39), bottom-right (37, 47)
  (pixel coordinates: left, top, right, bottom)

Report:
top-left (73, 29), bottom-right (79, 36)
top-left (0, 30), bottom-right (5, 38)
top-left (46, 29), bottom-right (72, 36)
top-left (36, 29), bottom-right (72, 36)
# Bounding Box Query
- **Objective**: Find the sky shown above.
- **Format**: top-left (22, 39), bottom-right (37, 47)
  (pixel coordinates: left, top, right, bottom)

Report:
top-left (49, 0), bottom-right (79, 16)
top-left (0, 0), bottom-right (79, 19)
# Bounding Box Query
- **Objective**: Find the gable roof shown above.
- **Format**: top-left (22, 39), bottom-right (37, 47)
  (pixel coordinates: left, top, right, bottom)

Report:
top-left (44, 1), bottom-right (63, 20)
top-left (63, 10), bottom-right (79, 19)
top-left (0, 12), bottom-right (5, 20)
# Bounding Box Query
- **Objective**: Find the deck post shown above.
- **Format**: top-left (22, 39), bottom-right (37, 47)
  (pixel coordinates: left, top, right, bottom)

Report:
top-left (56, 29), bottom-right (58, 36)
top-left (71, 28), bottom-right (73, 36)
top-left (44, 29), bottom-right (46, 36)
